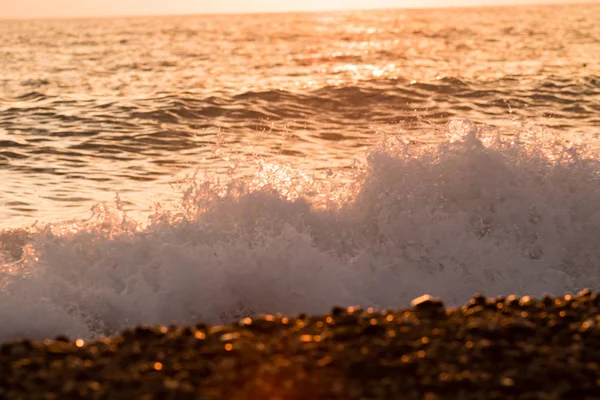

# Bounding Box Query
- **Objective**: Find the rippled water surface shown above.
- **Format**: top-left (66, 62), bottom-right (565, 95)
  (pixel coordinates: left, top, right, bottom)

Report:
top-left (2, 4), bottom-right (599, 227)
top-left (1, 4), bottom-right (600, 340)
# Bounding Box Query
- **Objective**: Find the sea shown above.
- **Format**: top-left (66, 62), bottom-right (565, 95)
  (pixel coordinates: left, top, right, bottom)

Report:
top-left (0, 3), bottom-right (599, 341)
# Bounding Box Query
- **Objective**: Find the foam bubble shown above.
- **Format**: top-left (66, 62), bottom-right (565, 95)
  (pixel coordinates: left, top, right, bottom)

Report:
top-left (1, 119), bottom-right (599, 341)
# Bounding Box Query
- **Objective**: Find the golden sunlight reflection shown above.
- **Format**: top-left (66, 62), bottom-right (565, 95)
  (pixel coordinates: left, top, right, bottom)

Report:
top-left (0, 0), bottom-right (594, 19)
top-left (248, 161), bottom-right (360, 208)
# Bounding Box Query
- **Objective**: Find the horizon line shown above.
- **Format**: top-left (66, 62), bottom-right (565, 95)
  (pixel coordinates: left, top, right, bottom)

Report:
top-left (1, 0), bottom-right (597, 23)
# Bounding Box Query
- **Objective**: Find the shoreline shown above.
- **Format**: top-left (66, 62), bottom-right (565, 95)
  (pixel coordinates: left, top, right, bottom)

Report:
top-left (1, 291), bottom-right (599, 399)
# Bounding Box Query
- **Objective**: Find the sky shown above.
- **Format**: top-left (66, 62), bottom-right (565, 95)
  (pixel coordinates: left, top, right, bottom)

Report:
top-left (0, 0), bottom-right (596, 19)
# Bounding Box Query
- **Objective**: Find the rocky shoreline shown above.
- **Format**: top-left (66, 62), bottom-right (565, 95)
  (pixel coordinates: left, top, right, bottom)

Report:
top-left (1, 291), bottom-right (599, 399)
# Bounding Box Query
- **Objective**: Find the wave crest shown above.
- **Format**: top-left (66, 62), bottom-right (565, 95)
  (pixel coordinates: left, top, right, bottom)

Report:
top-left (1, 119), bottom-right (599, 341)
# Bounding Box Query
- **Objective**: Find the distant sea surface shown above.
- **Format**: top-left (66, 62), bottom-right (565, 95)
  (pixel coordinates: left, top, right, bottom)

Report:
top-left (0, 4), bottom-right (599, 341)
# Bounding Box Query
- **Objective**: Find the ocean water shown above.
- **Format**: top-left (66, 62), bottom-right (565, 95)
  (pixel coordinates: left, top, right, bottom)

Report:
top-left (1, 3), bottom-right (599, 341)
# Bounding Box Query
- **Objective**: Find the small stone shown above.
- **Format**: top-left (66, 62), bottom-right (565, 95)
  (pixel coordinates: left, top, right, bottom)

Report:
top-left (505, 319), bottom-right (536, 334)
top-left (242, 318), bottom-right (278, 333)
top-left (335, 313), bottom-right (360, 326)
top-left (411, 294), bottom-right (445, 312)
top-left (133, 326), bottom-right (159, 339)
top-left (54, 335), bottom-right (70, 343)
top-left (578, 288), bottom-right (592, 298)
top-left (362, 323), bottom-right (386, 337)
top-left (469, 293), bottom-right (487, 307)
top-left (500, 376), bottom-right (515, 386)
top-left (331, 306), bottom-right (346, 316)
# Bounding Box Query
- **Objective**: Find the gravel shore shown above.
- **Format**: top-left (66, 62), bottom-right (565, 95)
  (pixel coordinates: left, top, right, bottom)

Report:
top-left (1, 291), bottom-right (599, 399)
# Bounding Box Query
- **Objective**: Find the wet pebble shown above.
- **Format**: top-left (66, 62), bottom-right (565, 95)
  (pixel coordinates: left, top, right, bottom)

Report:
top-left (1, 292), bottom-right (600, 399)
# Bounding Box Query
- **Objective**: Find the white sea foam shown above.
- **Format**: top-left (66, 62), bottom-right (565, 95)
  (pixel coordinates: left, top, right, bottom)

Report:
top-left (1, 119), bottom-right (599, 342)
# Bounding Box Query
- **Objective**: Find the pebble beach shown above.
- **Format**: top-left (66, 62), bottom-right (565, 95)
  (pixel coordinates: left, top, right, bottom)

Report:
top-left (2, 3), bottom-right (600, 399)
top-left (2, 291), bottom-right (599, 399)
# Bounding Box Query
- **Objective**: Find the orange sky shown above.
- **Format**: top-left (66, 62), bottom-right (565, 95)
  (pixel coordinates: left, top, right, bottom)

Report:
top-left (0, 0), bottom-right (596, 19)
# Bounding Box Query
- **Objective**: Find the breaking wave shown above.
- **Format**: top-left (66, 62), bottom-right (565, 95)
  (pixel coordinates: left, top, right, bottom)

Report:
top-left (1, 119), bottom-right (599, 341)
